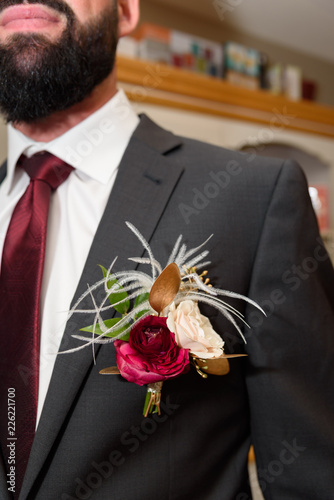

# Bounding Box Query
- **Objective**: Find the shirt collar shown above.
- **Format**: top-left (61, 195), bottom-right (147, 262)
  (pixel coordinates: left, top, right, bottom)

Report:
top-left (5, 89), bottom-right (139, 194)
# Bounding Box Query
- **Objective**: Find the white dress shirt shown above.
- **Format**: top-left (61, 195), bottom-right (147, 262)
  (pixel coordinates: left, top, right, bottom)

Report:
top-left (0, 89), bottom-right (139, 426)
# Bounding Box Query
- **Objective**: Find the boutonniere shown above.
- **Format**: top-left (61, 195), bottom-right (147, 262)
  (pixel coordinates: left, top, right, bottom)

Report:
top-left (64, 222), bottom-right (264, 416)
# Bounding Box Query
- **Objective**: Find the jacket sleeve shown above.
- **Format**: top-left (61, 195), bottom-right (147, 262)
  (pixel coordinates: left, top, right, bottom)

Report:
top-left (244, 159), bottom-right (334, 499)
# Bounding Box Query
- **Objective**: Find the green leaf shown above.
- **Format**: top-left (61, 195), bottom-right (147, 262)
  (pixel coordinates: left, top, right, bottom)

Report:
top-left (143, 389), bottom-right (160, 416)
top-left (134, 292), bottom-right (150, 320)
top-left (80, 318), bottom-right (130, 341)
top-left (143, 390), bottom-right (152, 417)
top-left (134, 292), bottom-right (150, 308)
top-left (135, 309), bottom-right (150, 320)
top-left (99, 265), bottom-right (130, 315)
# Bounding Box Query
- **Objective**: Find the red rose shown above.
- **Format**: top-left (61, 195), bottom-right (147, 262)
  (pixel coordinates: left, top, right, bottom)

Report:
top-left (114, 316), bottom-right (189, 386)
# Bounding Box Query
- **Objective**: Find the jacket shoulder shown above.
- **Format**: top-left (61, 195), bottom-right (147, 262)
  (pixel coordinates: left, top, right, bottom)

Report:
top-left (134, 113), bottom-right (307, 189)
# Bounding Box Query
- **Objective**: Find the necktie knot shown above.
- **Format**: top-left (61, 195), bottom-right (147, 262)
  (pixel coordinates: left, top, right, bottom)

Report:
top-left (19, 152), bottom-right (73, 190)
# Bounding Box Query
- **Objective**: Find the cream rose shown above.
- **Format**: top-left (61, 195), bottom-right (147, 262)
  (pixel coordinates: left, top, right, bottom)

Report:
top-left (167, 300), bottom-right (224, 359)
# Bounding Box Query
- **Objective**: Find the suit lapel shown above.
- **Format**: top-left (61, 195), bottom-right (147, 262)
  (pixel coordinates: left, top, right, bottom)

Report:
top-left (19, 116), bottom-right (184, 498)
top-left (0, 162), bottom-right (7, 185)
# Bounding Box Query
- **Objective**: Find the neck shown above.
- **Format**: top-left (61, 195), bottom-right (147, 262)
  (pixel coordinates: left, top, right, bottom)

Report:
top-left (13, 70), bottom-right (118, 142)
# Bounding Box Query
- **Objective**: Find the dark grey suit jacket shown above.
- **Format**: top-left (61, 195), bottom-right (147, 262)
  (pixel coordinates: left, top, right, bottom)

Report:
top-left (1, 115), bottom-right (334, 500)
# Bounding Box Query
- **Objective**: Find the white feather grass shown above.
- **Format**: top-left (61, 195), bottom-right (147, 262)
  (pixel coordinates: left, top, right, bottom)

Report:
top-left (60, 223), bottom-right (265, 355)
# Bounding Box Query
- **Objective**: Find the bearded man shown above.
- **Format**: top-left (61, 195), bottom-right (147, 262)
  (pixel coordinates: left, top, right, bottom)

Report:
top-left (0, 1), bottom-right (333, 499)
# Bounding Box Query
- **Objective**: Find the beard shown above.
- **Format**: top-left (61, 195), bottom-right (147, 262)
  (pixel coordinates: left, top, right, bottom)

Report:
top-left (0, 0), bottom-right (119, 123)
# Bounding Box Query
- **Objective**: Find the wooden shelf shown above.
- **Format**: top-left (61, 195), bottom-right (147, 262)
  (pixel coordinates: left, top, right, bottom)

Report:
top-left (117, 55), bottom-right (334, 139)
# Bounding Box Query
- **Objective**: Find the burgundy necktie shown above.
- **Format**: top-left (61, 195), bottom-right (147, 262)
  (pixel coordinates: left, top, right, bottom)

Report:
top-left (0, 152), bottom-right (73, 498)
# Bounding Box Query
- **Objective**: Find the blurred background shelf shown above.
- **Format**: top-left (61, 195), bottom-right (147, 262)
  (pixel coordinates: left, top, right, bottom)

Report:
top-left (117, 55), bottom-right (334, 139)
top-left (117, 55), bottom-right (334, 233)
